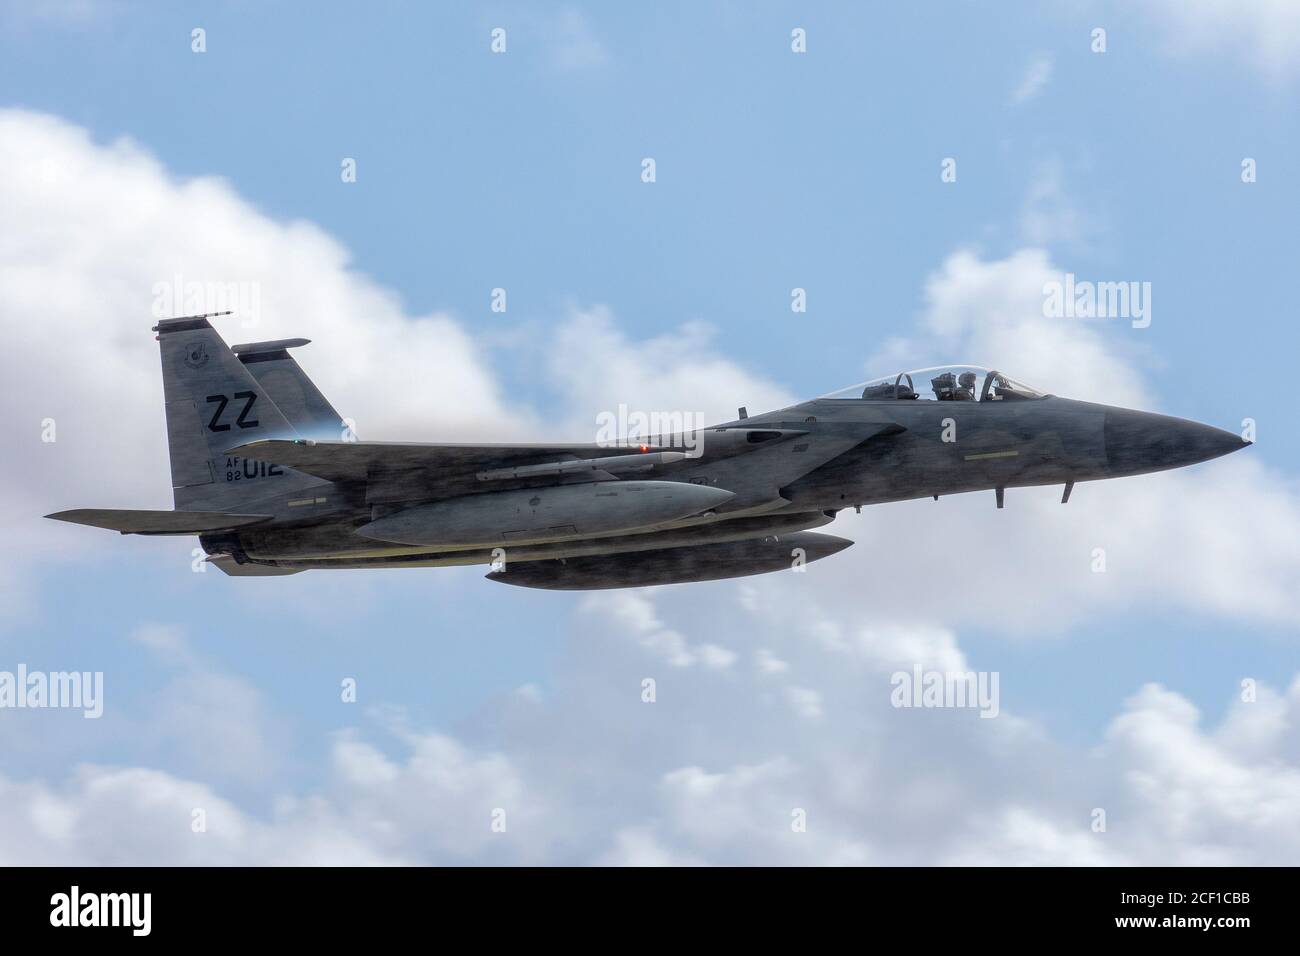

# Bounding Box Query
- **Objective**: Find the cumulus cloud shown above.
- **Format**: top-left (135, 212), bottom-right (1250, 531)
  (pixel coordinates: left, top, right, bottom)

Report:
top-left (837, 245), bottom-right (1300, 632)
top-left (579, 591), bottom-right (736, 670)
top-left (0, 109), bottom-right (526, 613)
top-left (0, 109), bottom-right (783, 614)
top-left (1137, 0), bottom-right (1300, 81)
top-left (545, 305), bottom-right (795, 439)
top-left (4, 592), bottom-right (1298, 865)
top-left (4, 107), bottom-right (1299, 866)
top-left (870, 246), bottom-right (1151, 407)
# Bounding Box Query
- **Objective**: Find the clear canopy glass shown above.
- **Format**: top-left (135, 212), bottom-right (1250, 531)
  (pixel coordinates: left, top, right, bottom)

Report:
top-left (819, 366), bottom-right (1047, 402)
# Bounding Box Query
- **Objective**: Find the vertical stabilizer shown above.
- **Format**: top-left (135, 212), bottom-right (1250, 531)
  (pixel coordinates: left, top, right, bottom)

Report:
top-left (154, 315), bottom-right (322, 510)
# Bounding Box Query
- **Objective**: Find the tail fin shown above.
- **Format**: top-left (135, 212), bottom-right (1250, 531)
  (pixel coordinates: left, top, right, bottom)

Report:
top-left (230, 338), bottom-right (351, 440)
top-left (155, 314), bottom-right (322, 510)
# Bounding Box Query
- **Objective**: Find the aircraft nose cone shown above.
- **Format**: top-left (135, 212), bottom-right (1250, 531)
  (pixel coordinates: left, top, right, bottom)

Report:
top-left (1104, 409), bottom-right (1249, 477)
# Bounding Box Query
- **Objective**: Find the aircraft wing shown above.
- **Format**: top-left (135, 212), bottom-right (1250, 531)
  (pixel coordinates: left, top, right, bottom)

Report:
top-left (45, 509), bottom-right (274, 535)
top-left (226, 439), bottom-right (673, 484)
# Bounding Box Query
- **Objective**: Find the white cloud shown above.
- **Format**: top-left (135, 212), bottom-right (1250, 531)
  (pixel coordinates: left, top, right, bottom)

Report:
top-left (873, 246), bottom-right (1151, 408)
top-left (596, 827), bottom-right (705, 866)
top-left (1138, 0), bottom-right (1300, 80)
top-left (0, 0), bottom-right (118, 29)
top-left (0, 109), bottom-right (796, 620)
top-left (784, 686), bottom-right (824, 721)
top-left (544, 7), bottom-right (609, 72)
top-left (494, 5), bottom-right (609, 73)
top-left (0, 109), bottom-right (528, 616)
top-left (0, 724), bottom-right (539, 865)
top-left (546, 305), bottom-right (795, 439)
top-left (580, 591), bottom-right (737, 669)
top-left (117, 623), bottom-right (288, 786)
top-left (1011, 53), bottom-right (1053, 103)
top-left (755, 649), bottom-right (788, 675)
top-left (1019, 158), bottom-right (1097, 249)
top-left (1097, 679), bottom-right (1300, 863)
top-left (127, 623), bottom-right (190, 661)
top-left (838, 245), bottom-right (1300, 632)
top-left (3, 108), bottom-right (1299, 866)
top-left (4, 589), bottom-right (1298, 865)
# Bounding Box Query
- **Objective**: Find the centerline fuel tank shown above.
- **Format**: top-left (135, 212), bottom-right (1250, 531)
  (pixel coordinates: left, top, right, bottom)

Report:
top-left (356, 480), bottom-right (735, 547)
top-left (486, 531), bottom-right (855, 590)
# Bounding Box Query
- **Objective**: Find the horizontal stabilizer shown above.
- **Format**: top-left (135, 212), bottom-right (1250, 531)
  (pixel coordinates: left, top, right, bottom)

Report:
top-left (45, 509), bottom-right (274, 535)
top-left (230, 338), bottom-right (312, 355)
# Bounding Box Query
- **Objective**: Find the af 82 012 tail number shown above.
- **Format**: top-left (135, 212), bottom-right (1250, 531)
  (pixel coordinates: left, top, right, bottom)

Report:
top-left (221, 456), bottom-right (284, 482)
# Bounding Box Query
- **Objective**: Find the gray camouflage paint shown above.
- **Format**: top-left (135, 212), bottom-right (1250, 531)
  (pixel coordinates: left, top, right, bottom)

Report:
top-left (46, 317), bottom-right (1249, 590)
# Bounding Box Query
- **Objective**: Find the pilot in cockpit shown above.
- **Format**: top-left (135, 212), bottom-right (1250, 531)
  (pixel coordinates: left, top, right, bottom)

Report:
top-left (955, 371), bottom-right (977, 400)
top-left (931, 372), bottom-right (957, 400)
top-left (931, 371), bottom-right (977, 401)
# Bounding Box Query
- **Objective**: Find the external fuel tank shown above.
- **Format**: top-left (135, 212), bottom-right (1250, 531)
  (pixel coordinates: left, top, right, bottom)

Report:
top-left (357, 480), bottom-right (734, 547)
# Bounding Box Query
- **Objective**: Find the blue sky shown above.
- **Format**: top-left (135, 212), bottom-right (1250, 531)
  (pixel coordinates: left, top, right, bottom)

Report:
top-left (8, 2), bottom-right (1296, 414)
top-left (1, 2), bottom-right (1298, 864)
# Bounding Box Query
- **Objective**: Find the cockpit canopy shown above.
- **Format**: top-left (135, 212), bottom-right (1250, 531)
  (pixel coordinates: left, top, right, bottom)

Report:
top-left (820, 366), bottom-right (1047, 402)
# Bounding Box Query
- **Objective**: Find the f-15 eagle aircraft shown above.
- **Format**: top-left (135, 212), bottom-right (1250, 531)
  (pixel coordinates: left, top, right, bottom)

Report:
top-left (47, 314), bottom-right (1249, 589)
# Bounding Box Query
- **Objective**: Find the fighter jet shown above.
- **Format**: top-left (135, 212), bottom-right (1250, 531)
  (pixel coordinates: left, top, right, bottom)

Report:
top-left (46, 314), bottom-right (1250, 589)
